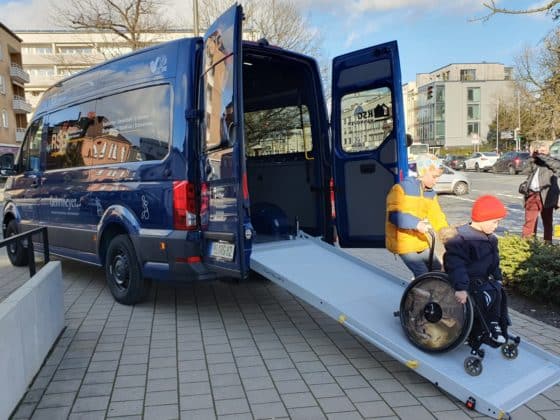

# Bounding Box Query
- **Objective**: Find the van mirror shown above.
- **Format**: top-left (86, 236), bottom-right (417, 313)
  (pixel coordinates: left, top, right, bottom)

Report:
top-left (0, 153), bottom-right (15, 177)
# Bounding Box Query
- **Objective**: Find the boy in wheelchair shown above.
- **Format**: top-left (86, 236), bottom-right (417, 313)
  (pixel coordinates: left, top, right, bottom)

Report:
top-left (443, 195), bottom-right (511, 351)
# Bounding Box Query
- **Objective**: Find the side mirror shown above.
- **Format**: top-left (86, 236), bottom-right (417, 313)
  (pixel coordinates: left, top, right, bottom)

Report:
top-left (406, 134), bottom-right (413, 148)
top-left (0, 153), bottom-right (15, 173)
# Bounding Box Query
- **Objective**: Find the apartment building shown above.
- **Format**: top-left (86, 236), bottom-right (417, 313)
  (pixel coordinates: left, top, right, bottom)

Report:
top-left (0, 22), bottom-right (31, 150)
top-left (407, 63), bottom-right (515, 148)
top-left (16, 28), bottom-right (260, 111)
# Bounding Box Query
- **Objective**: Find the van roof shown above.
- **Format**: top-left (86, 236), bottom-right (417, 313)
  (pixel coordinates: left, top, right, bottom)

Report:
top-left (34, 37), bottom-right (191, 117)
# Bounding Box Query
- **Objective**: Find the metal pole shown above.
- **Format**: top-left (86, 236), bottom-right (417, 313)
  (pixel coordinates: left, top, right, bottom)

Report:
top-left (496, 98), bottom-right (499, 153)
top-left (193, 0), bottom-right (200, 37)
top-left (517, 90), bottom-right (521, 151)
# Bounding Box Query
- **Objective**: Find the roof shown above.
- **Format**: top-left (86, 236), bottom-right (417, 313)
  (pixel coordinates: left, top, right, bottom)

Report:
top-left (0, 21), bottom-right (23, 42)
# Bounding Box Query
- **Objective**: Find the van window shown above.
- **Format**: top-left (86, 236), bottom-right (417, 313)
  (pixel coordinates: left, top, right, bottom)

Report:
top-left (20, 119), bottom-right (43, 172)
top-left (340, 86), bottom-right (393, 153)
top-left (245, 105), bottom-right (311, 157)
top-left (46, 102), bottom-right (96, 170)
top-left (94, 85), bottom-right (171, 164)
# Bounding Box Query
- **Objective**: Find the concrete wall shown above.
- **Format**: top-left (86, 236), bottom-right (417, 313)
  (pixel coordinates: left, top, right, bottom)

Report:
top-left (0, 261), bottom-right (64, 419)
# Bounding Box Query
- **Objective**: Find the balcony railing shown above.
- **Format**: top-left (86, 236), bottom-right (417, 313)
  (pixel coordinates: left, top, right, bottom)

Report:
top-left (9, 64), bottom-right (30, 84)
top-left (15, 128), bottom-right (26, 142)
top-left (12, 96), bottom-right (32, 114)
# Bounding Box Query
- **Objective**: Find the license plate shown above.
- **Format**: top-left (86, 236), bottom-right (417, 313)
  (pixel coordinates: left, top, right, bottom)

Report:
top-left (211, 241), bottom-right (235, 261)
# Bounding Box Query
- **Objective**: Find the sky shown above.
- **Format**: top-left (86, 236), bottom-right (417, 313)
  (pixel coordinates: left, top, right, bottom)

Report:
top-left (0, 0), bottom-right (557, 83)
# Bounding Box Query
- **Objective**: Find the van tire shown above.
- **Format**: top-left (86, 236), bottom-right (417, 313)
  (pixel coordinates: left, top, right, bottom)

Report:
top-left (105, 234), bottom-right (150, 305)
top-left (6, 220), bottom-right (29, 267)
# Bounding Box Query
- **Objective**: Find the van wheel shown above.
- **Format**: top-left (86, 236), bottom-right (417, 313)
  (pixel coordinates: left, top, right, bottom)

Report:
top-left (508, 166), bottom-right (516, 175)
top-left (475, 163), bottom-right (480, 172)
top-left (6, 220), bottom-right (29, 267)
top-left (105, 234), bottom-right (150, 305)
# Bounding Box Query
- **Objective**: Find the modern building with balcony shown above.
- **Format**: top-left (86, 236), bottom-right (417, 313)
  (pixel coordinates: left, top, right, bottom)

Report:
top-left (406, 63), bottom-right (515, 149)
top-left (0, 22), bottom-right (30, 151)
top-left (16, 28), bottom-right (259, 111)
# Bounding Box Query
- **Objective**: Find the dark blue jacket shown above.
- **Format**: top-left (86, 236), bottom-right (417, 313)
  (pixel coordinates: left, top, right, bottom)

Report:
top-left (443, 224), bottom-right (503, 292)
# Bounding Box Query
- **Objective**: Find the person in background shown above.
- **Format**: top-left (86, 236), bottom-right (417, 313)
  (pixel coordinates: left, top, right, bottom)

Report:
top-left (443, 195), bottom-right (508, 344)
top-left (521, 141), bottom-right (559, 242)
top-left (386, 153), bottom-right (449, 277)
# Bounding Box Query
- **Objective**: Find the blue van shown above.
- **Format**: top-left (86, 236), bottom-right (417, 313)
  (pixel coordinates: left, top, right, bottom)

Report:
top-left (1, 5), bottom-right (407, 304)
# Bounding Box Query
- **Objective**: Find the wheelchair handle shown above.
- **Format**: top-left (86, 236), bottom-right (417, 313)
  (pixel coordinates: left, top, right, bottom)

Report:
top-left (427, 228), bottom-right (436, 272)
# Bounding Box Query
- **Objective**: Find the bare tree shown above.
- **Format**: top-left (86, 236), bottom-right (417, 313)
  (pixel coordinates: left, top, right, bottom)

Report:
top-left (514, 28), bottom-right (560, 140)
top-left (198, 0), bottom-right (321, 57)
top-left (477, 0), bottom-right (560, 22)
top-left (49, 0), bottom-right (173, 51)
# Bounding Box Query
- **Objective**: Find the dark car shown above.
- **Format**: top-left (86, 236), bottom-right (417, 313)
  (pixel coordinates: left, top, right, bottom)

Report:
top-left (491, 151), bottom-right (530, 175)
top-left (443, 154), bottom-right (467, 170)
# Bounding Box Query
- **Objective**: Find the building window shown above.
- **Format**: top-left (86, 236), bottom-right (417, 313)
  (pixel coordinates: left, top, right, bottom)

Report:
top-left (467, 122), bottom-right (479, 136)
top-left (0, 75), bottom-right (5, 94)
top-left (28, 67), bottom-right (55, 77)
top-left (22, 46), bottom-right (54, 55)
top-left (1, 110), bottom-right (8, 128)
top-left (467, 104), bottom-right (480, 120)
top-left (467, 87), bottom-right (480, 102)
top-left (460, 69), bottom-right (476, 81)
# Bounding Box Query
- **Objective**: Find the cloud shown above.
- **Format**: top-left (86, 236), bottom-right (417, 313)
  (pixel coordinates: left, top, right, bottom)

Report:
top-left (0, 0), bottom-right (58, 30)
top-left (299, 0), bottom-right (484, 14)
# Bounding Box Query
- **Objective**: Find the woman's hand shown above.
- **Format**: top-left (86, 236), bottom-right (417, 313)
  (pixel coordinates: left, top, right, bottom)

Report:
top-left (455, 290), bottom-right (467, 304)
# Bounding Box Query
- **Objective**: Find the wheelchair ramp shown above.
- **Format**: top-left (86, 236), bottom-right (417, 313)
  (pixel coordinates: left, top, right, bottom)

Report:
top-left (250, 233), bottom-right (560, 419)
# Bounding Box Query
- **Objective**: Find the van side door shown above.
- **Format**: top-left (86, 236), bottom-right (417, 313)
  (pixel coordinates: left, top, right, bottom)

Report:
top-left (331, 41), bottom-right (407, 248)
top-left (200, 5), bottom-right (252, 278)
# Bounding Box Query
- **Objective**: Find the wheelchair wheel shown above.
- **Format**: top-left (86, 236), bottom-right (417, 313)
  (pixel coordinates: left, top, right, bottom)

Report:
top-left (464, 356), bottom-right (483, 376)
top-left (501, 343), bottom-right (519, 360)
top-left (399, 272), bottom-right (474, 353)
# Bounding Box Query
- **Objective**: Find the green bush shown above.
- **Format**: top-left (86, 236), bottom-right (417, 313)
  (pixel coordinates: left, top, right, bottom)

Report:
top-left (498, 234), bottom-right (560, 302)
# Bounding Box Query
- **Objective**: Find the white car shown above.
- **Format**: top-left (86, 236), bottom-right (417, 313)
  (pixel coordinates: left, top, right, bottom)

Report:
top-left (464, 152), bottom-right (499, 172)
top-left (408, 163), bottom-right (470, 195)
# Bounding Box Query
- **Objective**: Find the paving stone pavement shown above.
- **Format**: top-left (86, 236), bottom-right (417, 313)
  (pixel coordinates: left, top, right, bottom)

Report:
top-left (2, 246), bottom-right (560, 420)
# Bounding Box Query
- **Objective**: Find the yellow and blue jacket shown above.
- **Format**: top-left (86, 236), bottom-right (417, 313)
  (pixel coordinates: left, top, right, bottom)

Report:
top-left (386, 177), bottom-right (448, 255)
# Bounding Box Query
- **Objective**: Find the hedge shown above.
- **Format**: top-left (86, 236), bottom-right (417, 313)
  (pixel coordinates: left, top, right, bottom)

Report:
top-left (498, 234), bottom-right (560, 303)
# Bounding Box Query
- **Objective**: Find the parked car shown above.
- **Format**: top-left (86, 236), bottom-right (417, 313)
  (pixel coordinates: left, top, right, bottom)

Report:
top-left (464, 151), bottom-right (499, 172)
top-left (491, 151), bottom-right (530, 175)
top-left (442, 154), bottom-right (467, 170)
top-left (549, 139), bottom-right (560, 159)
top-left (408, 162), bottom-right (470, 195)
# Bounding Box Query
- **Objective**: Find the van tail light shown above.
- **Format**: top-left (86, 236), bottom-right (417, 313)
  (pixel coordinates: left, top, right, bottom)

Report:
top-left (329, 178), bottom-right (336, 219)
top-left (480, 157), bottom-right (487, 160)
top-left (173, 181), bottom-right (197, 230)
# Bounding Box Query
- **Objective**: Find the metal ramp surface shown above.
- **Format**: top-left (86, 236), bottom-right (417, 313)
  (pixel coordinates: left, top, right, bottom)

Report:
top-left (250, 233), bottom-right (560, 419)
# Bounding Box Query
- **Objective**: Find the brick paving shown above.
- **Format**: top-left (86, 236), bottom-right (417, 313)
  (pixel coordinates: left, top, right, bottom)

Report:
top-left (2, 246), bottom-right (559, 419)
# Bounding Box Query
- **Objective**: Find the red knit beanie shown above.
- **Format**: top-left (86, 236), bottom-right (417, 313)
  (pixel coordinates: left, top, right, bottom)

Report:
top-left (471, 195), bottom-right (507, 222)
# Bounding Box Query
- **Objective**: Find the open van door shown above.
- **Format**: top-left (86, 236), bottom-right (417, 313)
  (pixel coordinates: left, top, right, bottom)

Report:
top-left (331, 41), bottom-right (407, 248)
top-left (200, 5), bottom-right (252, 278)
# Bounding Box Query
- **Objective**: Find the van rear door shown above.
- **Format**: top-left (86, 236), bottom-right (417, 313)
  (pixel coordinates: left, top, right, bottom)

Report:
top-left (330, 41), bottom-right (407, 248)
top-left (200, 5), bottom-right (251, 278)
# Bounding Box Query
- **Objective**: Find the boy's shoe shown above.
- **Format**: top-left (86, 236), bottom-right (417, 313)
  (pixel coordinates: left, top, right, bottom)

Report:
top-left (490, 322), bottom-right (506, 344)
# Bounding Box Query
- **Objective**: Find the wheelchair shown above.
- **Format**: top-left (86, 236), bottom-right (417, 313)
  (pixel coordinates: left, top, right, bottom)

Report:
top-left (394, 232), bottom-right (521, 376)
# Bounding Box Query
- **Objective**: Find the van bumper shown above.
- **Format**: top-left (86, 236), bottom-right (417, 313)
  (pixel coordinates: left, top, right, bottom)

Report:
top-left (134, 229), bottom-right (215, 282)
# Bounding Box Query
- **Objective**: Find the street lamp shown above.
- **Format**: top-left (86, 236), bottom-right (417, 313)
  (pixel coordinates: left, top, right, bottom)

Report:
top-left (193, 0), bottom-right (200, 37)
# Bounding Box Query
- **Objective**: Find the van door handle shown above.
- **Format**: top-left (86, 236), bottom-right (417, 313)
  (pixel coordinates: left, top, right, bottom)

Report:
top-left (360, 163), bottom-right (376, 174)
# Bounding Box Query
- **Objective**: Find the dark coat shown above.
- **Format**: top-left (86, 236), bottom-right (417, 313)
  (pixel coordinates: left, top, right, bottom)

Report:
top-left (522, 154), bottom-right (560, 208)
top-left (443, 224), bottom-right (502, 292)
